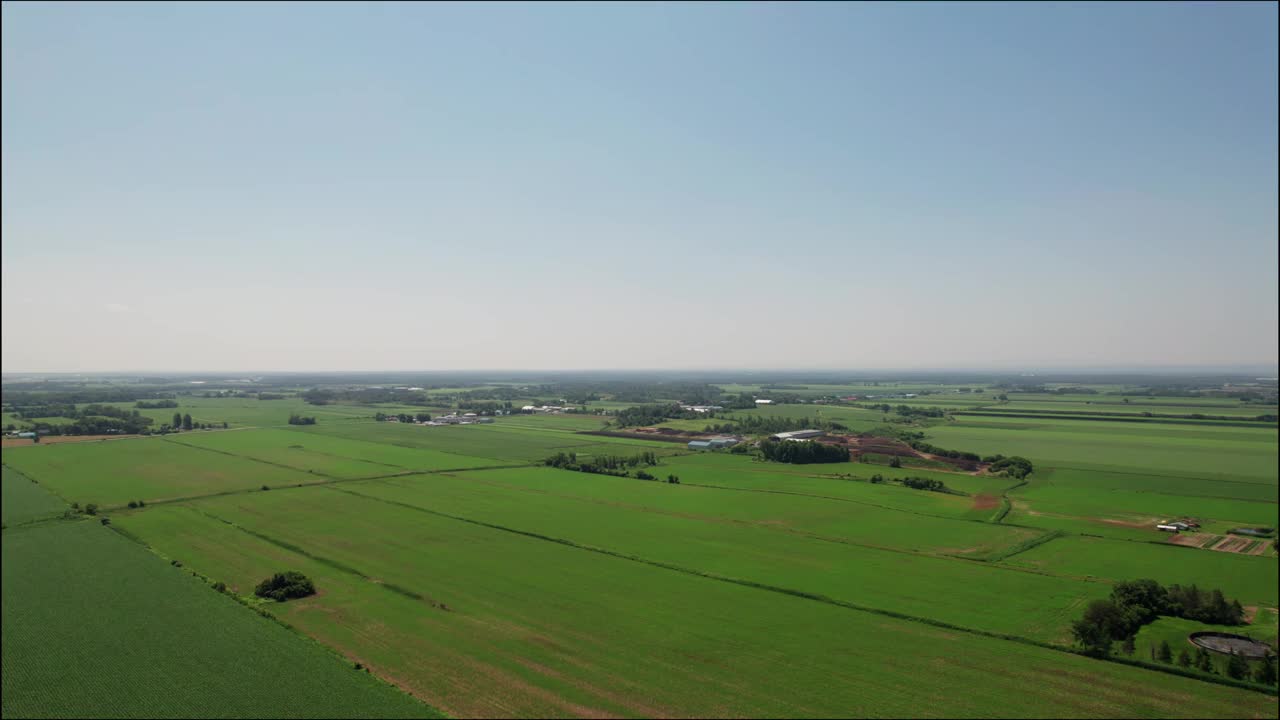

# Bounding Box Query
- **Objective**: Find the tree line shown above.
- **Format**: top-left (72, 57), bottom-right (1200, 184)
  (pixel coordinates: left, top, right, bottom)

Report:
top-left (543, 451), bottom-right (660, 478)
top-left (704, 414), bottom-right (847, 435)
top-left (134, 399), bottom-right (179, 408)
top-left (287, 414), bottom-right (317, 425)
top-left (758, 440), bottom-right (848, 464)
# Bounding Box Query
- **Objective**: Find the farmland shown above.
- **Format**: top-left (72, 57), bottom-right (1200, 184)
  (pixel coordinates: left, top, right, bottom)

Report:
top-left (1, 520), bottom-right (436, 718)
top-left (3, 374), bottom-right (1278, 717)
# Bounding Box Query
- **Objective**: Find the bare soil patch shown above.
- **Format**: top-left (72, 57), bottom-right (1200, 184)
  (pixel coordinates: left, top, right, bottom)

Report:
top-left (1168, 533), bottom-right (1216, 548)
top-left (971, 494), bottom-right (1000, 511)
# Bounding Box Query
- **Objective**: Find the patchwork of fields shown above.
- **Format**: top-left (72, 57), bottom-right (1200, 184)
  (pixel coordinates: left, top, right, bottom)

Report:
top-left (3, 390), bottom-right (1277, 718)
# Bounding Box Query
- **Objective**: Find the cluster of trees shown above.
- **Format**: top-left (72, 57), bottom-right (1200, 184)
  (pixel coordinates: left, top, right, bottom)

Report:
top-left (254, 571), bottom-right (316, 601)
top-left (985, 455), bottom-right (1034, 479)
top-left (256, 393), bottom-right (286, 400)
top-left (375, 412), bottom-right (431, 423)
top-left (866, 473), bottom-right (950, 493)
top-left (456, 400), bottom-right (510, 414)
top-left (543, 451), bottom-right (661, 478)
top-left (703, 414), bottom-right (846, 436)
top-left (613, 404), bottom-right (707, 428)
top-left (302, 387), bottom-right (432, 406)
top-left (907, 439), bottom-right (981, 462)
top-left (134, 399), bottom-right (179, 408)
top-left (901, 476), bottom-right (950, 492)
top-left (1071, 579), bottom-right (1246, 656)
top-left (287, 414), bottom-right (317, 426)
top-left (758, 440), bottom-right (848, 465)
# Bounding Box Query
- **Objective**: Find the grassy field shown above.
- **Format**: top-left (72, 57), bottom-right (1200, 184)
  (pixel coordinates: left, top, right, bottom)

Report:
top-left (1, 466), bottom-right (67, 526)
top-left (113, 490), bottom-right (1276, 718)
top-left (0, 436), bottom-right (326, 508)
top-left (294, 421), bottom-right (680, 463)
top-left (1001, 535), bottom-right (1278, 607)
top-left (6, 381), bottom-right (1278, 718)
top-left (1, 520), bottom-right (436, 719)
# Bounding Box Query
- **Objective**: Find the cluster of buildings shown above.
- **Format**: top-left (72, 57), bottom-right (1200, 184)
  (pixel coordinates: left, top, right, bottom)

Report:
top-left (770, 429), bottom-right (825, 442)
top-left (1156, 519), bottom-right (1201, 533)
top-left (521, 405), bottom-right (575, 414)
top-left (687, 436), bottom-right (741, 450)
top-left (680, 404), bottom-right (724, 413)
top-left (428, 413), bottom-right (494, 426)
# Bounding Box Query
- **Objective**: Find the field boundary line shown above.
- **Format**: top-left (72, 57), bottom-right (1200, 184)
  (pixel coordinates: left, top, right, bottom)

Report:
top-left (327, 485), bottom-right (1277, 696)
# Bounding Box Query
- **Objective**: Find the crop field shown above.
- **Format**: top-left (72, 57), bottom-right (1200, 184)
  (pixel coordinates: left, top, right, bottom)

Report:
top-left (1, 466), bottom-right (67, 526)
top-left (111, 490), bottom-right (1274, 718)
top-left (167, 428), bottom-right (499, 477)
top-left (1001, 535), bottom-right (1278, 607)
top-left (295, 421), bottom-right (680, 463)
top-left (0, 437), bottom-right (326, 508)
top-left (1, 520), bottom-right (435, 719)
top-left (5, 380), bottom-right (1278, 718)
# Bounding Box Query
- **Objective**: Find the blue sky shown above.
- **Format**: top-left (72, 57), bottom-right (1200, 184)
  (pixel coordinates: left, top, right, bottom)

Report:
top-left (2, 2), bottom-right (1276, 371)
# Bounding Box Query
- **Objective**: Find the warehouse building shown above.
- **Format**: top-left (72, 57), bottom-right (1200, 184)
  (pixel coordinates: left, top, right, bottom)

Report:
top-left (770, 429), bottom-right (824, 441)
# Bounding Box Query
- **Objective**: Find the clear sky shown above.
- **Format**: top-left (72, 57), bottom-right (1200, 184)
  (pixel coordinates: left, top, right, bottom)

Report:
top-left (2, 1), bottom-right (1276, 372)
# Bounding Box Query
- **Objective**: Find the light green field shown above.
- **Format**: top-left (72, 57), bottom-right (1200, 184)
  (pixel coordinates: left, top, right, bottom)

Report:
top-left (168, 428), bottom-right (500, 477)
top-left (294, 421), bottom-right (679, 463)
top-left (1001, 535), bottom-right (1278, 608)
top-left (721, 403), bottom-right (888, 431)
top-left (1, 438), bottom-right (325, 508)
top-left (926, 416), bottom-right (1278, 485)
top-left (1, 520), bottom-right (437, 719)
top-left (114, 491), bottom-right (1275, 719)
top-left (1, 466), bottom-right (67, 526)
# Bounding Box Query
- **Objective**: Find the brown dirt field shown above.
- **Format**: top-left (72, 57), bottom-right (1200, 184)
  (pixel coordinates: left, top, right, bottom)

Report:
top-left (1168, 533), bottom-right (1215, 548)
top-left (1248, 541), bottom-right (1275, 556)
top-left (2, 434), bottom-right (140, 447)
top-left (1213, 536), bottom-right (1248, 553)
top-left (971, 494), bottom-right (1000, 511)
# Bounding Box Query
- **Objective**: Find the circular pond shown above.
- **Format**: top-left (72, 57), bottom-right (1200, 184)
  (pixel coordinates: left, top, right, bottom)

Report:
top-left (1188, 632), bottom-right (1274, 659)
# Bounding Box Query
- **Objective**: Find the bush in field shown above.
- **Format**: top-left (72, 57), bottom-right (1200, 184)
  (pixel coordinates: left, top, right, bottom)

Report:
top-left (1177, 648), bottom-right (1192, 667)
top-left (1157, 640), bottom-right (1172, 663)
top-left (255, 571), bottom-right (316, 601)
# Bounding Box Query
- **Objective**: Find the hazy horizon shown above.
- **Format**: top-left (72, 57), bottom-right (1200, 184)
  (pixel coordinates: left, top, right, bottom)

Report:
top-left (3, 2), bottom-right (1277, 373)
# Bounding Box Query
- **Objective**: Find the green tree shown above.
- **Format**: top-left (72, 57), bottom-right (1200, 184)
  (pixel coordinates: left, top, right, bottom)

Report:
top-left (1195, 648), bottom-right (1215, 673)
top-left (1254, 656), bottom-right (1277, 684)
top-left (1157, 640), bottom-right (1172, 663)
top-left (181, 413), bottom-right (193, 430)
top-left (1176, 648), bottom-right (1192, 668)
top-left (889, 456), bottom-right (902, 468)
top-left (1225, 652), bottom-right (1248, 680)
top-left (173, 412), bottom-right (182, 428)
top-left (1120, 635), bottom-right (1135, 655)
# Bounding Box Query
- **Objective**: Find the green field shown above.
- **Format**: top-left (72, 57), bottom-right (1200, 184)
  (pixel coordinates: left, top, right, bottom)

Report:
top-left (5, 379), bottom-right (1278, 718)
top-left (1, 466), bottom-right (68, 526)
top-left (0, 437), bottom-right (326, 508)
top-left (1, 520), bottom-right (436, 719)
top-left (112, 490), bottom-right (1275, 718)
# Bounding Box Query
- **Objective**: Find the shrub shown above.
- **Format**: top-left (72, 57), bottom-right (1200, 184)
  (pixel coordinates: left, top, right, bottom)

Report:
top-left (99, 517), bottom-right (110, 526)
top-left (84, 503), bottom-right (98, 516)
top-left (213, 581), bottom-right (227, 593)
top-left (254, 571), bottom-right (316, 601)
top-left (261, 485), bottom-right (270, 491)
top-left (127, 501), bottom-right (138, 509)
